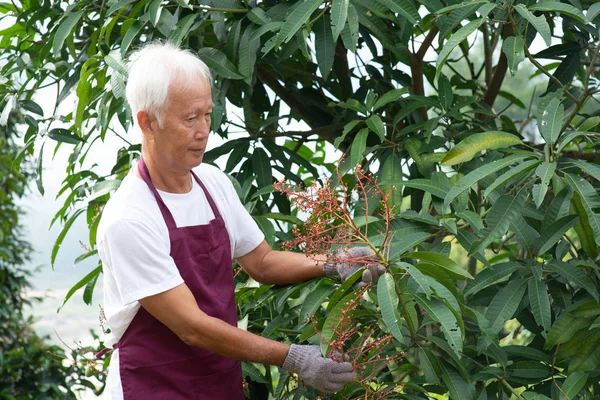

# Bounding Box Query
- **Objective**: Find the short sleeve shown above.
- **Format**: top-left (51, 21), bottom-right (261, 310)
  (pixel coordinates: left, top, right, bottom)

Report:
top-left (221, 176), bottom-right (265, 258)
top-left (99, 219), bottom-right (184, 305)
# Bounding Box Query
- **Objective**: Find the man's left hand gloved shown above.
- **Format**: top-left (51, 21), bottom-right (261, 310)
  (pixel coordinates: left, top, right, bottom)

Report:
top-left (323, 247), bottom-right (386, 287)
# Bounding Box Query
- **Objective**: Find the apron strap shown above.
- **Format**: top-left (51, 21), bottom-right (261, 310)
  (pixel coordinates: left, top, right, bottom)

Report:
top-left (190, 170), bottom-right (222, 219)
top-left (137, 158), bottom-right (178, 230)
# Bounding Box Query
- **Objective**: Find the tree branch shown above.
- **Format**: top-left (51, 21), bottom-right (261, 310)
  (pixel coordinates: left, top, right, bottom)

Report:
top-left (411, 26), bottom-right (439, 121)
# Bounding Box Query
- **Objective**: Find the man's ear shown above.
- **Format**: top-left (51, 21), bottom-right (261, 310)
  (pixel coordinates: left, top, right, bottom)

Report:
top-left (137, 110), bottom-right (155, 141)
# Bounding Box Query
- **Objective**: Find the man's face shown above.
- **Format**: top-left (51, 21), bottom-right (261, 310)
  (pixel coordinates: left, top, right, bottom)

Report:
top-left (149, 75), bottom-right (212, 173)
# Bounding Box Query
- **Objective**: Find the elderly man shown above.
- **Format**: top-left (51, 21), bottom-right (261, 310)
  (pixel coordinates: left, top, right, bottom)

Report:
top-left (97, 42), bottom-right (385, 399)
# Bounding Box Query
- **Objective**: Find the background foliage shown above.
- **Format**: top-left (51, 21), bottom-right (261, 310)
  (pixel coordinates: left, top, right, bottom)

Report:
top-left (1, 0), bottom-right (600, 398)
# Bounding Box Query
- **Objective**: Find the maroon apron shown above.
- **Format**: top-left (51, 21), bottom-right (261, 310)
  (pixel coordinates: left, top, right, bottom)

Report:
top-left (116, 159), bottom-right (245, 399)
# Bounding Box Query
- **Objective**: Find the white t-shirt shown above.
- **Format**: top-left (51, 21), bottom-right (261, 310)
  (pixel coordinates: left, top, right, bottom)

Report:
top-left (97, 162), bottom-right (264, 399)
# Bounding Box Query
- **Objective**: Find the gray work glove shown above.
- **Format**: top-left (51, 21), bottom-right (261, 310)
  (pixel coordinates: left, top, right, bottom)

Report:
top-left (323, 247), bottom-right (386, 288)
top-left (282, 344), bottom-right (356, 393)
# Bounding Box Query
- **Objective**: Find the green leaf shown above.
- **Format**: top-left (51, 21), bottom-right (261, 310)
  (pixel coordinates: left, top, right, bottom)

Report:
top-left (377, 273), bottom-right (404, 345)
top-left (514, 4), bottom-right (551, 46)
top-left (545, 53), bottom-right (580, 95)
top-left (83, 268), bottom-right (99, 305)
top-left (528, 276), bottom-right (552, 334)
top-left (483, 159), bottom-right (540, 199)
top-left (470, 193), bottom-right (525, 255)
top-left (564, 173), bottom-right (600, 246)
top-left (529, 1), bottom-right (585, 23)
top-left (275, 0), bottom-right (323, 47)
top-left (375, 0), bottom-right (420, 24)
top-left (107, 0), bottom-right (136, 15)
top-left (58, 266), bottom-right (102, 312)
top-left (533, 161), bottom-right (556, 208)
top-left (436, 18), bottom-right (485, 82)
top-left (485, 278), bottom-right (527, 333)
top-left (439, 363), bottom-right (471, 399)
top-left (438, 74), bottom-right (453, 111)
top-left (47, 128), bottom-right (81, 145)
top-left (535, 215), bottom-right (579, 256)
top-left (568, 330), bottom-right (600, 372)
top-left (539, 98), bottom-right (563, 148)
top-left (498, 90), bottom-right (526, 108)
top-left (52, 10), bottom-right (84, 56)
top-left (465, 262), bottom-right (522, 297)
top-left (414, 294), bottom-right (463, 357)
top-left (197, 47), bottom-right (244, 80)
top-left (503, 345), bottom-right (550, 362)
top-left (262, 212), bottom-right (303, 226)
top-left (396, 179), bottom-right (448, 199)
top-left (373, 88), bottom-right (408, 110)
top-left (321, 291), bottom-right (358, 356)
top-left (388, 232), bottom-right (432, 260)
top-left (120, 21), bottom-right (144, 57)
top-left (559, 372), bottom-right (588, 400)
top-left (570, 160), bottom-right (600, 183)
top-left (542, 187), bottom-right (573, 231)
top-left (86, 179), bottom-right (121, 202)
top-left (587, 3), bottom-right (600, 22)
top-left (298, 280), bottom-right (335, 325)
top-left (547, 260), bottom-right (599, 301)
top-left (340, 3), bottom-right (359, 52)
top-left (402, 252), bottom-right (473, 280)
top-left (314, 15), bottom-right (335, 81)
top-left (239, 26), bottom-right (260, 85)
top-left (252, 148), bottom-right (272, 190)
top-left (545, 312), bottom-right (589, 349)
top-left (502, 36), bottom-right (525, 76)
top-left (365, 115), bottom-right (385, 142)
top-left (436, 0), bottom-right (489, 15)
top-left (331, 0), bottom-right (349, 41)
top-left (444, 155), bottom-right (529, 209)
top-left (396, 262), bottom-right (432, 299)
top-left (242, 363), bottom-right (268, 384)
top-left (349, 128), bottom-right (368, 167)
top-left (442, 131), bottom-right (522, 166)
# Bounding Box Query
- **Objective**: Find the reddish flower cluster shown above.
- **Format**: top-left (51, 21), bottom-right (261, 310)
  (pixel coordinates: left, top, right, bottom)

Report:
top-left (310, 286), bottom-right (405, 399)
top-left (273, 166), bottom-right (394, 265)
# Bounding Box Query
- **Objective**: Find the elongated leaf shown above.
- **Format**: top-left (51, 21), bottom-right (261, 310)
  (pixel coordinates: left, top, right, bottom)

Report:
top-left (511, 215), bottom-right (540, 256)
top-left (366, 115), bottom-right (385, 142)
top-left (350, 128), bottom-right (368, 167)
top-left (470, 193), bottom-right (525, 255)
top-left (465, 262), bottom-right (522, 296)
top-left (239, 26), bottom-right (260, 85)
top-left (564, 173), bottom-right (600, 245)
top-left (445, 155), bottom-right (529, 209)
top-left (396, 178), bottom-right (448, 199)
top-left (560, 372), bottom-right (589, 400)
top-left (298, 280), bottom-right (335, 324)
top-left (533, 161), bottom-right (556, 208)
top-left (275, 0), bottom-right (323, 47)
top-left (397, 262), bottom-right (432, 299)
top-left (587, 3), bottom-right (600, 22)
top-left (514, 4), bottom-right (551, 46)
top-left (377, 273), bottom-right (404, 344)
top-left (540, 98), bottom-right (563, 148)
top-left (51, 209), bottom-right (86, 268)
top-left (252, 148), bottom-right (272, 190)
top-left (570, 160), bottom-right (600, 183)
top-left (314, 15), bottom-right (335, 80)
top-left (436, 18), bottom-right (485, 82)
top-left (503, 36), bottom-right (525, 76)
top-left (485, 278), bottom-right (527, 333)
top-left (503, 345), bottom-right (550, 362)
top-left (529, 2), bottom-right (585, 23)
top-left (545, 53), bottom-right (580, 95)
top-left (571, 190), bottom-right (598, 257)
top-left (52, 10), bottom-right (84, 56)
top-left (535, 215), bottom-right (579, 256)
top-left (442, 131), bottom-right (522, 166)
top-left (403, 252), bottom-right (473, 280)
top-left (321, 291), bottom-right (358, 356)
top-left (331, 0), bottom-right (349, 41)
top-left (121, 21), bottom-right (144, 56)
top-left (545, 312), bottom-right (589, 348)
top-left (528, 276), bottom-right (552, 333)
top-left (568, 330), bottom-right (600, 372)
top-left (542, 187), bottom-right (573, 231)
top-left (58, 265), bottom-right (102, 311)
top-left (414, 294), bottom-right (463, 357)
top-left (47, 128), bottom-right (81, 145)
top-left (484, 159), bottom-right (540, 199)
top-left (440, 363), bottom-right (471, 399)
top-left (388, 232), bottom-right (432, 260)
top-left (373, 88), bottom-right (408, 110)
top-left (375, 0), bottom-right (419, 24)
top-left (548, 260), bottom-right (599, 301)
top-left (197, 47), bottom-right (244, 79)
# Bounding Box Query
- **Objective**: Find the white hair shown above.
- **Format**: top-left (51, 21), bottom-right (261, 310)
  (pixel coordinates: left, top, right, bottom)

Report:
top-left (125, 41), bottom-right (212, 128)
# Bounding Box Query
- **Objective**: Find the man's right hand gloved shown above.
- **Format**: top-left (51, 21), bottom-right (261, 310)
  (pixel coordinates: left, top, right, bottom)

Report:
top-left (323, 247), bottom-right (386, 288)
top-left (281, 344), bottom-right (356, 393)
